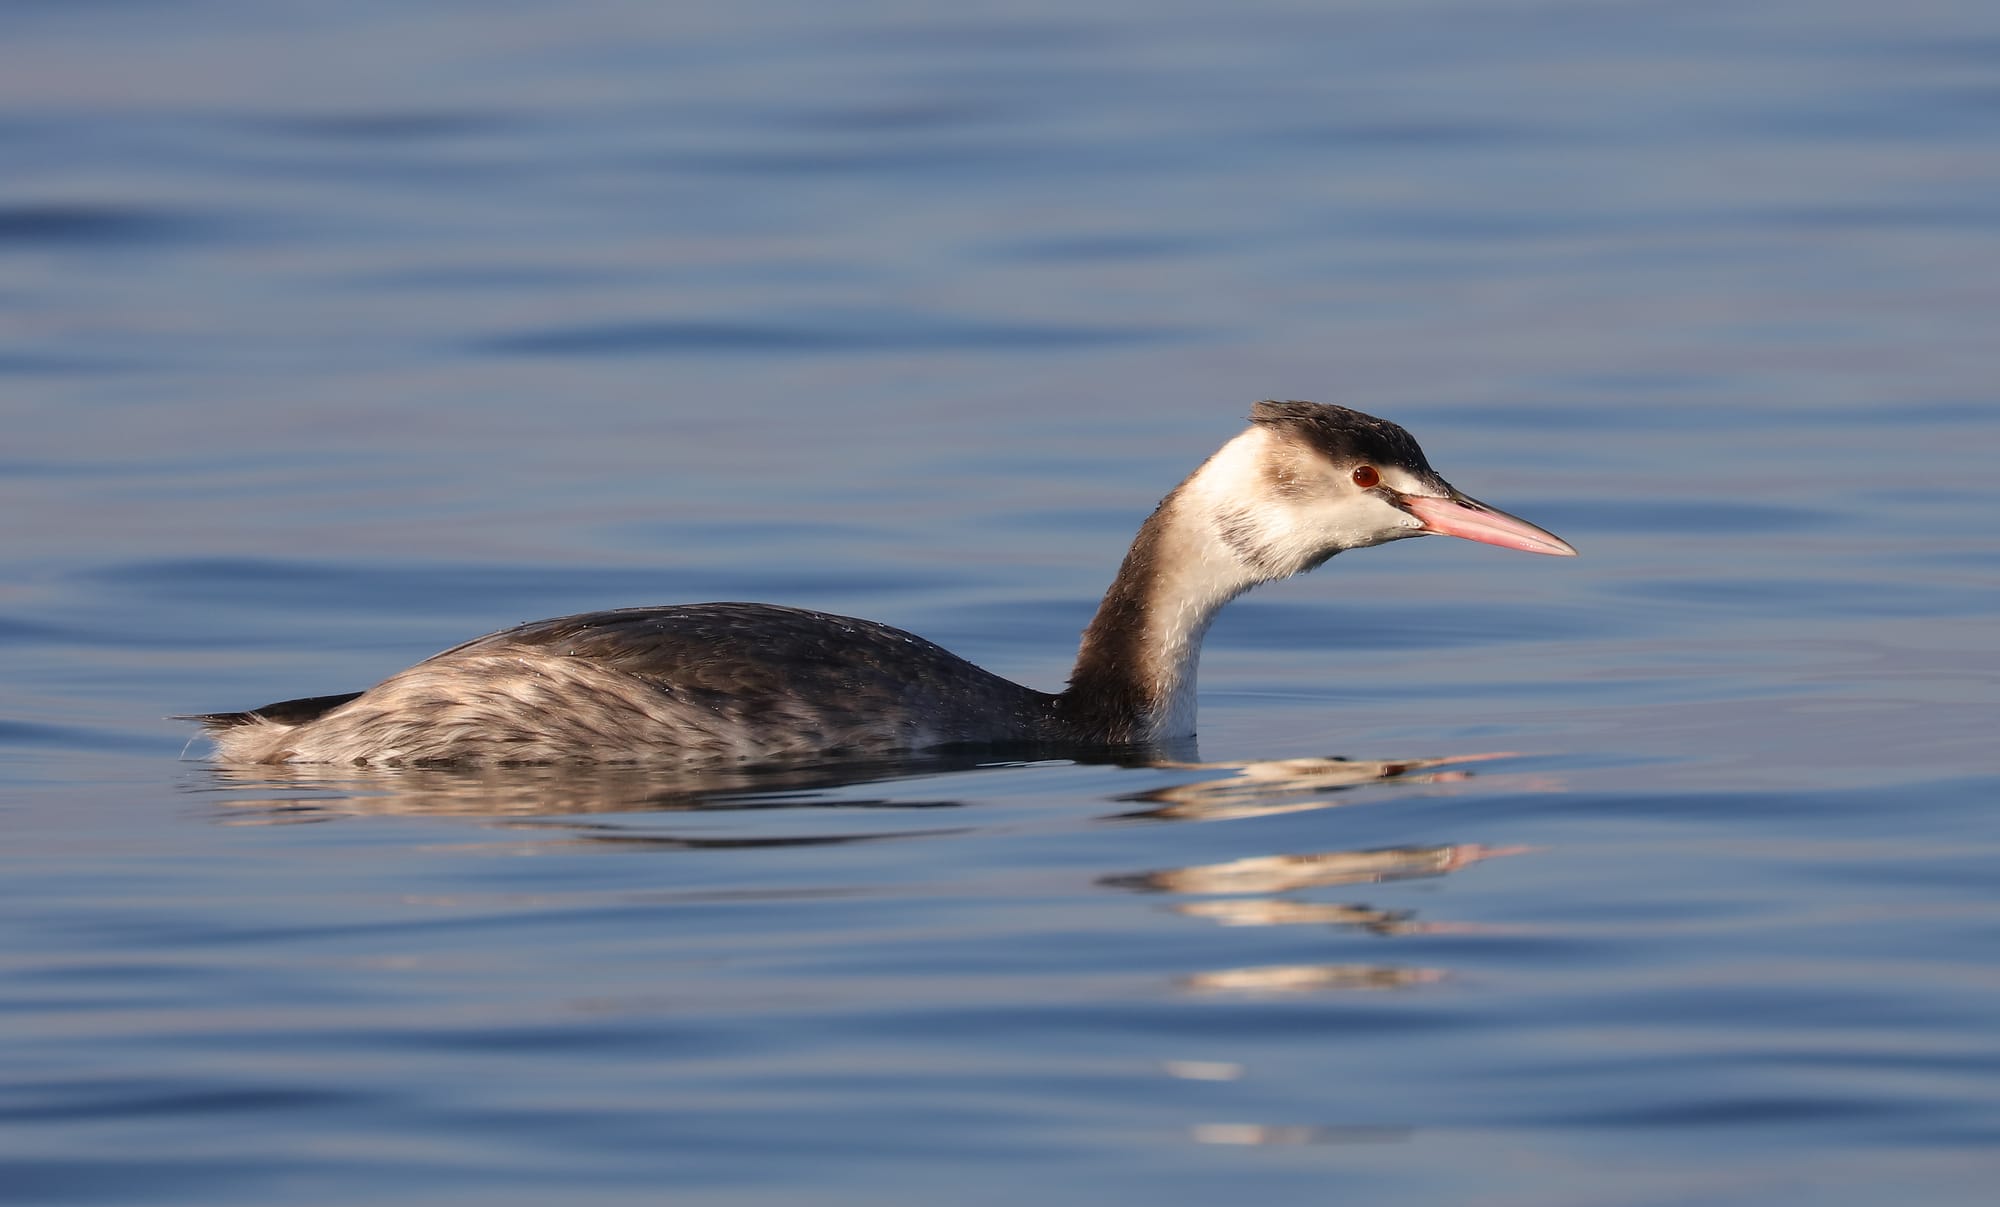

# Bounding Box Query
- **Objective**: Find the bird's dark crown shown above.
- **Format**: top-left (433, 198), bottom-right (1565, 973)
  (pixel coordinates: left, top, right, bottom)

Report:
top-left (1248, 400), bottom-right (1435, 476)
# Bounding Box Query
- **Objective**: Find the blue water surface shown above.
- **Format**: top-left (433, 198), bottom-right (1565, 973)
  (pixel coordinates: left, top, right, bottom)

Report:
top-left (4, 1), bottom-right (1998, 1203)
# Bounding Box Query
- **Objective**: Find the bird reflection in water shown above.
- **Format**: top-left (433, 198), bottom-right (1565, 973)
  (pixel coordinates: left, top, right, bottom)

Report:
top-left (1104, 842), bottom-right (1525, 992)
top-left (1105, 841), bottom-right (1527, 896)
top-left (1101, 759), bottom-right (1534, 1001)
top-left (193, 748), bottom-right (1538, 1158)
top-left (1105, 761), bottom-right (1537, 1151)
top-left (193, 746), bottom-right (1526, 831)
top-left (193, 746), bottom-right (1541, 876)
top-left (191, 752), bottom-right (1022, 860)
top-left (194, 750), bottom-right (1008, 826)
top-left (197, 748), bottom-right (1535, 958)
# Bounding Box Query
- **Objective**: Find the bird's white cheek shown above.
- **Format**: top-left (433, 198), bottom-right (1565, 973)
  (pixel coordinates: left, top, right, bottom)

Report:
top-left (1304, 496), bottom-right (1410, 549)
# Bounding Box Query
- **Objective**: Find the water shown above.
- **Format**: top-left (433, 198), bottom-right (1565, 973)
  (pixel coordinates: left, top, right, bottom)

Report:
top-left (5, 1), bottom-right (1998, 1202)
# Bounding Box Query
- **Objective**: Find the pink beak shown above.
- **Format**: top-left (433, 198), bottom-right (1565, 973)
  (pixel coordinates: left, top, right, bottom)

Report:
top-left (1399, 491), bottom-right (1577, 557)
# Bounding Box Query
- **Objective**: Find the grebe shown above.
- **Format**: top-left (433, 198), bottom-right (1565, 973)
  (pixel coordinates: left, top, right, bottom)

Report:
top-left (188, 402), bottom-right (1574, 765)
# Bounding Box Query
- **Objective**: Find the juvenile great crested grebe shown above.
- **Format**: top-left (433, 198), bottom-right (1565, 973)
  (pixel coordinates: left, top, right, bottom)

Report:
top-left (189, 402), bottom-right (1574, 765)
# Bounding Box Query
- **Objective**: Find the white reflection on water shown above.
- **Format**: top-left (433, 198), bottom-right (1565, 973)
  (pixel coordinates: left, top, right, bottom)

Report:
top-left (1110, 751), bottom-right (1522, 821)
top-left (1103, 842), bottom-right (1528, 895)
top-left (1191, 1123), bottom-right (1415, 1147)
top-left (1180, 964), bottom-right (1448, 995)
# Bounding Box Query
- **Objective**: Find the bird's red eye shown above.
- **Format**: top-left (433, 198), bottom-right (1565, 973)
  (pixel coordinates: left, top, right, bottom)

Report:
top-left (1351, 465), bottom-right (1381, 488)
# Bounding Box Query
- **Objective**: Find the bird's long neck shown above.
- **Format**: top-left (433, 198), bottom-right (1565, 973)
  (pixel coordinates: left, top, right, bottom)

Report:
top-left (1059, 427), bottom-right (1296, 744)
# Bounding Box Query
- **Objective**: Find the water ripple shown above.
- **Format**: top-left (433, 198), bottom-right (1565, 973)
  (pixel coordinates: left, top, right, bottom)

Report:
top-left (480, 314), bottom-right (1194, 356)
top-left (0, 202), bottom-right (206, 247)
